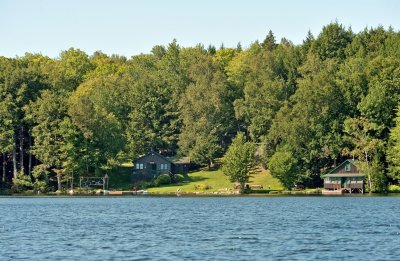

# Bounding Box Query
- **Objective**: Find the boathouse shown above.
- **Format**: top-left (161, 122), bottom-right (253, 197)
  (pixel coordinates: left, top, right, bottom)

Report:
top-left (323, 159), bottom-right (364, 194)
top-left (132, 151), bottom-right (190, 177)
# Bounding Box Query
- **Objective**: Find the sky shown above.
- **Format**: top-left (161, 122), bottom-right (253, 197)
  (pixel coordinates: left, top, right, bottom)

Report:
top-left (1, 0), bottom-right (399, 58)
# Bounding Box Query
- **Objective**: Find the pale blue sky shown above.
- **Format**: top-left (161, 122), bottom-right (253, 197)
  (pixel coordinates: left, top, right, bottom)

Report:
top-left (1, 0), bottom-right (399, 58)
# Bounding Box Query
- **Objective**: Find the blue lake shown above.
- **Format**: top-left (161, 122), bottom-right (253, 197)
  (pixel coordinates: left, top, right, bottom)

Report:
top-left (0, 196), bottom-right (400, 260)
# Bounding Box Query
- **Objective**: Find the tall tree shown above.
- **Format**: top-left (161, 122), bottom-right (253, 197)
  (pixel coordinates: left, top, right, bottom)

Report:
top-left (387, 104), bottom-right (400, 181)
top-left (0, 96), bottom-right (14, 182)
top-left (262, 30), bottom-right (277, 51)
top-left (310, 22), bottom-right (353, 60)
top-left (343, 117), bottom-right (384, 192)
top-left (179, 51), bottom-right (236, 166)
top-left (25, 90), bottom-right (71, 191)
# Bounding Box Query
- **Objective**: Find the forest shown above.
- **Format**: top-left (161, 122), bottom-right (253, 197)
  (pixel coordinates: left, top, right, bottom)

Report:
top-left (1, 22), bottom-right (400, 193)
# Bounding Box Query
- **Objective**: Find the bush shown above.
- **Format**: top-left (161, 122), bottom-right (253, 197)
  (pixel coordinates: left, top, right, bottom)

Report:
top-left (268, 148), bottom-right (299, 190)
top-left (173, 174), bottom-right (185, 183)
top-left (156, 174), bottom-right (171, 185)
top-left (194, 183), bottom-right (212, 190)
top-left (33, 180), bottom-right (48, 193)
top-left (388, 185), bottom-right (400, 193)
top-left (12, 173), bottom-right (33, 193)
top-left (135, 180), bottom-right (154, 189)
top-left (0, 188), bottom-right (12, 195)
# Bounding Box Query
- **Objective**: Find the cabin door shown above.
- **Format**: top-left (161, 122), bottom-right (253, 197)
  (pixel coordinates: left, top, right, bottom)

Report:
top-left (341, 178), bottom-right (347, 188)
top-left (149, 163), bottom-right (157, 176)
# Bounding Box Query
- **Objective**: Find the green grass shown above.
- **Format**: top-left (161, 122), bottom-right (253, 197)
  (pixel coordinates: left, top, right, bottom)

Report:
top-left (107, 162), bottom-right (283, 193)
top-left (250, 169), bottom-right (284, 190)
top-left (148, 168), bottom-right (283, 193)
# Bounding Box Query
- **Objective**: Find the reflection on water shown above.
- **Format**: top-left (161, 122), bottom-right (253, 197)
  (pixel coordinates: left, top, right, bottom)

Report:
top-left (0, 196), bottom-right (399, 260)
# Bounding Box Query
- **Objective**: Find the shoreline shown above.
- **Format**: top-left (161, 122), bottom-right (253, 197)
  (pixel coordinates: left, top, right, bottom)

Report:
top-left (1, 191), bottom-right (398, 197)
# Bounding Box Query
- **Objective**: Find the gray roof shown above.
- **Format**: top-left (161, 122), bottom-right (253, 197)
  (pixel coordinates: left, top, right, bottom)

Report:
top-left (327, 159), bottom-right (358, 174)
top-left (134, 151), bottom-right (190, 164)
top-left (323, 173), bottom-right (365, 178)
top-left (168, 156), bottom-right (190, 164)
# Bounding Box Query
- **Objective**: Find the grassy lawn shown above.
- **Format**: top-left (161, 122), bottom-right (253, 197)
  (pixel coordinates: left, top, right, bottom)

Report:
top-left (107, 162), bottom-right (283, 193)
top-left (147, 168), bottom-right (283, 193)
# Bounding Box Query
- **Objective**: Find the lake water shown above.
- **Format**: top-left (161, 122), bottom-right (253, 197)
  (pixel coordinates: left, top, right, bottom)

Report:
top-left (0, 196), bottom-right (399, 260)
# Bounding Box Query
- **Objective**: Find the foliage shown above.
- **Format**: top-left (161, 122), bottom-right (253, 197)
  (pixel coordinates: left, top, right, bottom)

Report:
top-left (388, 185), bottom-right (400, 193)
top-left (1, 24), bottom-right (400, 192)
top-left (268, 148), bottom-right (299, 190)
top-left (173, 174), bottom-right (185, 183)
top-left (387, 105), bottom-right (400, 180)
top-left (155, 174), bottom-right (171, 185)
top-left (194, 183), bottom-right (212, 190)
top-left (359, 157), bottom-right (387, 193)
top-left (12, 172), bottom-right (33, 192)
top-left (31, 164), bottom-right (50, 192)
top-left (222, 132), bottom-right (257, 193)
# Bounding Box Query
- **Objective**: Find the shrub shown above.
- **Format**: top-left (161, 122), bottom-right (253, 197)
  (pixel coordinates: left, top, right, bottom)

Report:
top-left (388, 185), bottom-right (400, 193)
top-left (33, 180), bottom-right (48, 193)
top-left (194, 183), bottom-right (212, 190)
top-left (268, 148), bottom-right (299, 190)
top-left (173, 174), bottom-right (185, 183)
top-left (0, 188), bottom-right (12, 195)
top-left (135, 180), bottom-right (154, 189)
top-left (156, 174), bottom-right (171, 185)
top-left (12, 173), bottom-right (33, 193)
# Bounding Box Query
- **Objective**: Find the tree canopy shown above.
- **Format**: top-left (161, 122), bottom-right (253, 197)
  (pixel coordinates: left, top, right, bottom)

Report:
top-left (1, 22), bottom-right (400, 192)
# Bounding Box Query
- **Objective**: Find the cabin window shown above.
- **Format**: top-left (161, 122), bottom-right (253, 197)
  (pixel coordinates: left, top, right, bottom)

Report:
top-left (136, 163), bottom-right (144, 170)
top-left (160, 163), bottom-right (168, 170)
top-left (345, 164), bottom-right (351, 172)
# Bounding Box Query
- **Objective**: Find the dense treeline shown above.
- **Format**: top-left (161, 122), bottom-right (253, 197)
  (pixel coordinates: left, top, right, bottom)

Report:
top-left (1, 22), bottom-right (400, 192)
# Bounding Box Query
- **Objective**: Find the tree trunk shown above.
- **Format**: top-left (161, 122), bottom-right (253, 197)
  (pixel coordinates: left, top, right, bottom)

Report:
top-left (240, 181), bottom-right (246, 194)
top-left (28, 133), bottom-right (32, 176)
top-left (20, 126), bottom-right (24, 175)
top-left (208, 159), bottom-right (213, 170)
top-left (12, 146), bottom-right (17, 179)
top-left (365, 152), bottom-right (372, 193)
top-left (2, 152), bottom-right (6, 182)
top-left (57, 174), bottom-right (62, 191)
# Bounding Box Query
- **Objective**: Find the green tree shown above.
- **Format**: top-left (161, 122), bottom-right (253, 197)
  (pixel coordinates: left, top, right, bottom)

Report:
top-left (178, 51), bottom-right (236, 166)
top-left (69, 77), bottom-right (126, 174)
top-left (357, 56), bottom-right (400, 131)
top-left (25, 90), bottom-right (72, 191)
top-left (310, 22), bottom-right (353, 60)
top-left (262, 30), bottom-right (277, 51)
top-left (343, 117), bottom-right (384, 192)
top-left (0, 96), bottom-right (14, 182)
top-left (268, 148), bottom-right (299, 190)
top-left (222, 133), bottom-right (256, 193)
top-left (49, 48), bottom-right (94, 91)
top-left (387, 104), bottom-right (400, 181)
top-left (357, 156), bottom-right (387, 193)
top-left (268, 57), bottom-right (344, 183)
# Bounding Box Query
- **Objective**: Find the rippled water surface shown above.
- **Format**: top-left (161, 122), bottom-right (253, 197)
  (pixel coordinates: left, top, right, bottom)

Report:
top-left (1, 196), bottom-right (400, 260)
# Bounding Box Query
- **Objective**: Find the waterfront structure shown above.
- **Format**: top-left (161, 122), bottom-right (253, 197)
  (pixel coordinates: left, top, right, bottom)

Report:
top-left (132, 151), bottom-right (190, 177)
top-left (323, 159), bottom-right (364, 194)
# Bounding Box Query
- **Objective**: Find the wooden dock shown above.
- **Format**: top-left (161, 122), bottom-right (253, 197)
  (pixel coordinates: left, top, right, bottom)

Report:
top-left (322, 189), bottom-right (343, 195)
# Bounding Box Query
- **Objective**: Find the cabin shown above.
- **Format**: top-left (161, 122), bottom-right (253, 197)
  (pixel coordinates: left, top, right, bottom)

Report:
top-left (323, 159), bottom-right (365, 194)
top-left (132, 151), bottom-right (190, 178)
